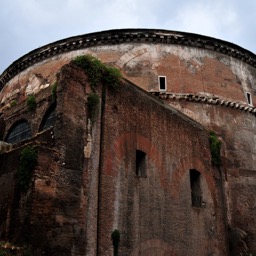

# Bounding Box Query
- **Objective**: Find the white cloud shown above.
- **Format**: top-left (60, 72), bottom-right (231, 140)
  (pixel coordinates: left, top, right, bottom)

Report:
top-left (164, 0), bottom-right (241, 41)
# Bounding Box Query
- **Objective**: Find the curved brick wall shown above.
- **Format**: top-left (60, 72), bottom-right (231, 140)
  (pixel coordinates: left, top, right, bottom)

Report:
top-left (1, 28), bottom-right (256, 254)
top-left (1, 28), bottom-right (256, 108)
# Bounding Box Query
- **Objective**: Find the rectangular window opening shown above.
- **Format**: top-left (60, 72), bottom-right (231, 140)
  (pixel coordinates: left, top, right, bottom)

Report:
top-left (159, 76), bottom-right (167, 91)
top-left (246, 92), bottom-right (252, 106)
top-left (136, 150), bottom-right (147, 177)
top-left (190, 169), bottom-right (202, 208)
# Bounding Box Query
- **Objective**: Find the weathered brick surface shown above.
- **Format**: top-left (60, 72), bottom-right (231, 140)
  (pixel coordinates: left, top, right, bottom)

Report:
top-left (98, 83), bottom-right (227, 255)
top-left (1, 29), bottom-right (256, 255)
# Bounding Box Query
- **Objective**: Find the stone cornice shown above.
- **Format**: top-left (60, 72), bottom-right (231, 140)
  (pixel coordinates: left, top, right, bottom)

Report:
top-left (150, 91), bottom-right (256, 116)
top-left (1, 28), bottom-right (256, 90)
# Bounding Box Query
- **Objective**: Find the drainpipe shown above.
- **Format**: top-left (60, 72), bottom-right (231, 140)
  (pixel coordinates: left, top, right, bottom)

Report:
top-left (96, 83), bottom-right (107, 256)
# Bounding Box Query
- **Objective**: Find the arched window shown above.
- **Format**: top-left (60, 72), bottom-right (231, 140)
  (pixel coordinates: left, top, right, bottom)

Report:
top-left (190, 169), bottom-right (202, 207)
top-left (5, 120), bottom-right (31, 144)
top-left (39, 104), bottom-right (56, 131)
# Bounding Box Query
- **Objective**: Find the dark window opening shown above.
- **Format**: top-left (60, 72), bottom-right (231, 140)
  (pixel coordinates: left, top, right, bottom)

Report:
top-left (159, 76), bottom-right (166, 91)
top-left (190, 169), bottom-right (202, 207)
top-left (136, 150), bottom-right (147, 177)
top-left (5, 120), bottom-right (31, 144)
top-left (246, 92), bottom-right (252, 105)
top-left (39, 104), bottom-right (56, 131)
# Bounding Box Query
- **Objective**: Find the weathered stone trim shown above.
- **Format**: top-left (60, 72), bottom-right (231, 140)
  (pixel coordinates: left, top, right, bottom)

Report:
top-left (1, 28), bottom-right (256, 90)
top-left (150, 91), bottom-right (256, 115)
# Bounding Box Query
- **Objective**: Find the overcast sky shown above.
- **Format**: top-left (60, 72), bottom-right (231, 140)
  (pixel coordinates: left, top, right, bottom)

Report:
top-left (0, 0), bottom-right (255, 74)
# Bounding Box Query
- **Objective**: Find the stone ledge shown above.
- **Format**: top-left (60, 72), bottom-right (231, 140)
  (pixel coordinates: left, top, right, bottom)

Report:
top-left (150, 91), bottom-right (256, 116)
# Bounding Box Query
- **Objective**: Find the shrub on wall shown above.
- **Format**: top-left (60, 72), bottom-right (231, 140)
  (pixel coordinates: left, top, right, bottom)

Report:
top-left (209, 131), bottom-right (221, 167)
top-left (51, 82), bottom-right (58, 101)
top-left (87, 92), bottom-right (100, 121)
top-left (72, 55), bottom-right (121, 90)
top-left (17, 146), bottom-right (37, 192)
top-left (26, 95), bottom-right (37, 111)
top-left (10, 100), bottom-right (17, 107)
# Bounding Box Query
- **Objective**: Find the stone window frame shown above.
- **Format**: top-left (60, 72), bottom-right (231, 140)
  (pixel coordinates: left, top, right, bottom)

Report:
top-left (158, 76), bottom-right (167, 91)
top-left (246, 92), bottom-right (253, 106)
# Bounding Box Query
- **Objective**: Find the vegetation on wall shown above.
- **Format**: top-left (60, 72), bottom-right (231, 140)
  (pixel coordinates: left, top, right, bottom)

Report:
top-left (72, 55), bottom-right (121, 90)
top-left (10, 100), bottom-right (17, 107)
top-left (111, 229), bottom-right (120, 256)
top-left (87, 92), bottom-right (100, 121)
top-left (26, 95), bottom-right (37, 111)
top-left (51, 82), bottom-right (58, 101)
top-left (16, 146), bottom-right (37, 192)
top-left (72, 55), bottom-right (121, 122)
top-left (209, 131), bottom-right (222, 167)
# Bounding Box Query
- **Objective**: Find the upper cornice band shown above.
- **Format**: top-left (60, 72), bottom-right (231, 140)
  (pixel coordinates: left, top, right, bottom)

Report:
top-left (1, 28), bottom-right (256, 90)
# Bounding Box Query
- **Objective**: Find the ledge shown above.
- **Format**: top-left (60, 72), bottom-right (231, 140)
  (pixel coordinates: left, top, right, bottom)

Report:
top-left (1, 28), bottom-right (256, 91)
top-left (150, 91), bottom-right (256, 116)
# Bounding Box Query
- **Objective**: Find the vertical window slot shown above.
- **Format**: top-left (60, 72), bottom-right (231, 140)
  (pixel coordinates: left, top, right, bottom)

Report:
top-left (159, 76), bottom-right (167, 91)
top-left (246, 92), bottom-right (252, 106)
top-left (136, 150), bottom-right (147, 177)
top-left (190, 169), bottom-right (202, 207)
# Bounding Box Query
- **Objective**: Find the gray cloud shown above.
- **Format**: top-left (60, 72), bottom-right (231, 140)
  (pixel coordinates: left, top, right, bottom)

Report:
top-left (0, 0), bottom-right (255, 73)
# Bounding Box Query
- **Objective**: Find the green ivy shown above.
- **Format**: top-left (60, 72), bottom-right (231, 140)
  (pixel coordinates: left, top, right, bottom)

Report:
top-left (111, 229), bottom-right (120, 256)
top-left (72, 55), bottom-right (121, 90)
top-left (26, 95), bottom-right (37, 111)
top-left (51, 82), bottom-right (57, 101)
top-left (10, 100), bottom-right (17, 107)
top-left (17, 146), bottom-right (37, 192)
top-left (209, 131), bottom-right (221, 167)
top-left (87, 92), bottom-right (100, 121)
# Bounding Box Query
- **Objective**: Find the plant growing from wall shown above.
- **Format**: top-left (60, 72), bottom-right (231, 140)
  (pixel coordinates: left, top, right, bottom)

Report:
top-left (26, 95), bottom-right (37, 111)
top-left (87, 92), bottom-right (100, 121)
top-left (17, 146), bottom-right (37, 192)
top-left (10, 100), bottom-right (17, 107)
top-left (111, 229), bottom-right (120, 256)
top-left (72, 55), bottom-right (121, 90)
top-left (209, 131), bottom-right (221, 167)
top-left (51, 82), bottom-right (58, 101)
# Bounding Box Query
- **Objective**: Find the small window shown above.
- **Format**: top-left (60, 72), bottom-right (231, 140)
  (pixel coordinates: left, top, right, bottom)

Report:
top-left (158, 76), bottom-right (167, 91)
top-left (246, 92), bottom-right (252, 106)
top-left (190, 169), bottom-right (202, 207)
top-left (136, 150), bottom-right (147, 177)
top-left (5, 120), bottom-right (31, 144)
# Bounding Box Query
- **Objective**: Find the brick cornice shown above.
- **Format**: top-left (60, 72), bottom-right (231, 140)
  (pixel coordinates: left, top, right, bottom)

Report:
top-left (1, 28), bottom-right (256, 90)
top-left (150, 91), bottom-right (256, 116)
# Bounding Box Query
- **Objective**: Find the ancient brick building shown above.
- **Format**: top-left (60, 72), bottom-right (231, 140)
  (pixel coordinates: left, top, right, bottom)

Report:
top-left (0, 29), bottom-right (256, 255)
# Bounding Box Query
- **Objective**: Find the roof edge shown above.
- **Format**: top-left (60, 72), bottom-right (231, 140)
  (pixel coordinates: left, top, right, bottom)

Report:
top-left (1, 28), bottom-right (256, 90)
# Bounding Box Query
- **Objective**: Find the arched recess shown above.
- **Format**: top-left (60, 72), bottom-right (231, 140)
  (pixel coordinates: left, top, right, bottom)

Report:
top-left (39, 103), bottom-right (56, 131)
top-left (170, 156), bottom-right (216, 204)
top-left (5, 119), bottom-right (31, 144)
